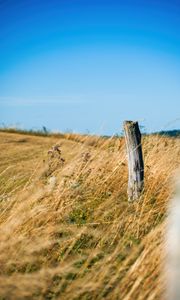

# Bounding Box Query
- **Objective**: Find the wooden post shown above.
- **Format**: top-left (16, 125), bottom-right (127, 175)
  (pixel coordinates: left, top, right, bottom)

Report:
top-left (123, 121), bottom-right (144, 202)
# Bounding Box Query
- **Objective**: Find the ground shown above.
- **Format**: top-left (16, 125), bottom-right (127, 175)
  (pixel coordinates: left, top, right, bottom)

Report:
top-left (0, 131), bottom-right (179, 300)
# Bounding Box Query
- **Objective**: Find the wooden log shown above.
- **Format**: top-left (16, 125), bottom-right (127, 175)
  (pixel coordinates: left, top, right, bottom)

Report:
top-left (123, 121), bottom-right (144, 201)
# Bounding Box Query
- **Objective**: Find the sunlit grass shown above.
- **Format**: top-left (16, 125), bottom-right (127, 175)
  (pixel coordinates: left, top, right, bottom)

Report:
top-left (0, 130), bottom-right (179, 299)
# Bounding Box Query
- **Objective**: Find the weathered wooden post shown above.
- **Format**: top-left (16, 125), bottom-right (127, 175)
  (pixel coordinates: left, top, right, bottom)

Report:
top-left (123, 121), bottom-right (144, 201)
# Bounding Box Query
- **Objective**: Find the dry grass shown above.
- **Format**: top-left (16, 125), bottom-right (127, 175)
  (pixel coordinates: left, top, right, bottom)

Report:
top-left (0, 131), bottom-right (179, 300)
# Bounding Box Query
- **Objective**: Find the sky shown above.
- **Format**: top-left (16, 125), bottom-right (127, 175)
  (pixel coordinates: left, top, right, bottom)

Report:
top-left (0, 0), bottom-right (180, 135)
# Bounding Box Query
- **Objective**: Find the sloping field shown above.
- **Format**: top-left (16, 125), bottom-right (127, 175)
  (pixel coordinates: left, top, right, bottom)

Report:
top-left (0, 131), bottom-right (179, 300)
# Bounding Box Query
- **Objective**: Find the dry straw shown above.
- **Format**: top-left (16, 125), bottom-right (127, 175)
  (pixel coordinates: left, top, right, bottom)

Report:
top-left (0, 130), bottom-right (179, 299)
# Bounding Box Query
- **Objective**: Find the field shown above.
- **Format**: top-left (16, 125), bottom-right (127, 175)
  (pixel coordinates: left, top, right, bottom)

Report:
top-left (0, 131), bottom-right (179, 300)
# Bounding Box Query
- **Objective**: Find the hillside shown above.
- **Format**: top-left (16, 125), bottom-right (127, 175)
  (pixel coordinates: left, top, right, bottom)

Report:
top-left (0, 131), bottom-right (179, 300)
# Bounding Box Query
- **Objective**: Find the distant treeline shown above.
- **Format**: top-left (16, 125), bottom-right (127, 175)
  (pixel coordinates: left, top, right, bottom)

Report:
top-left (156, 130), bottom-right (180, 137)
top-left (0, 126), bottom-right (64, 138)
top-left (0, 126), bottom-right (180, 138)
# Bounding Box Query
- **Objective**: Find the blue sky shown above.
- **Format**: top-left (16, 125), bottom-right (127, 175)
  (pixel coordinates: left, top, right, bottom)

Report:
top-left (0, 0), bottom-right (180, 134)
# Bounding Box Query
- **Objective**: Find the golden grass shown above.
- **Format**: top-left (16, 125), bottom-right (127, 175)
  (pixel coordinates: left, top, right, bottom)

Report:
top-left (0, 131), bottom-right (179, 300)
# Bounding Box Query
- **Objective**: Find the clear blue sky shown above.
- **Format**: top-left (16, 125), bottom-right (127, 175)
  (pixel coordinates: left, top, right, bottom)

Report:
top-left (0, 0), bottom-right (180, 134)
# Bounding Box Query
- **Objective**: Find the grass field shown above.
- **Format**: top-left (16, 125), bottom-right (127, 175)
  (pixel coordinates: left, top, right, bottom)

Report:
top-left (0, 131), bottom-right (179, 300)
